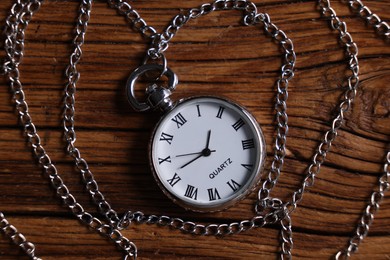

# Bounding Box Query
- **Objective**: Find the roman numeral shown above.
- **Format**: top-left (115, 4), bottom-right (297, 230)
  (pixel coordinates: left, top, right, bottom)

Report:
top-left (196, 104), bottom-right (201, 117)
top-left (159, 132), bottom-right (174, 145)
top-left (216, 106), bottom-right (225, 119)
top-left (241, 164), bottom-right (253, 171)
top-left (184, 185), bottom-right (198, 200)
top-left (227, 179), bottom-right (242, 192)
top-left (242, 139), bottom-right (255, 150)
top-left (232, 118), bottom-right (245, 131)
top-left (207, 188), bottom-right (221, 201)
top-left (167, 173), bottom-right (181, 187)
top-left (158, 156), bottom-right (171, 164)
top-left (172, 112), bottom-right (187, 129)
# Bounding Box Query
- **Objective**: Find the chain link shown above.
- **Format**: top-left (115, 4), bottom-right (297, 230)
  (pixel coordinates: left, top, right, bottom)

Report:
top-left (279, 208), bottom-right (293, 260)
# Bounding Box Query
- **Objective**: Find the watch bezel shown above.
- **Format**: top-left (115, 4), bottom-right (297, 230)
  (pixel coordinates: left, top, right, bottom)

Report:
top-left (148, 95), bottom-right (266, 212)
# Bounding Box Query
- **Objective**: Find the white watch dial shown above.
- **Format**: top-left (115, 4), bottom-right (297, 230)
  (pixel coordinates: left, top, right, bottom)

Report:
top-left (150, 96), bottom-right (266, 211)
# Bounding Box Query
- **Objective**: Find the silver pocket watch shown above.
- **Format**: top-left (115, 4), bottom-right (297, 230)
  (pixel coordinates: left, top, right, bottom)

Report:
top-left (127, 64), bottom-right (266, 212)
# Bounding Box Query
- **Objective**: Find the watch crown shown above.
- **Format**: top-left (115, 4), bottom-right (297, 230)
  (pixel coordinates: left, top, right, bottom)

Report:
top-left (146, 84), bottom-right (175, 112)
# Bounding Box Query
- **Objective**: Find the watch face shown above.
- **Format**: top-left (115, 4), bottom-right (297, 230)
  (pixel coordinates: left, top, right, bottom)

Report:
top-left (150, 96), bottom-right (266, 212)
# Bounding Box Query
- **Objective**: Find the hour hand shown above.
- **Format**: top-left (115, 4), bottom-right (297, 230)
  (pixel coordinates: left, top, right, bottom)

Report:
top-left (205, 129), bottom-right (211, 149)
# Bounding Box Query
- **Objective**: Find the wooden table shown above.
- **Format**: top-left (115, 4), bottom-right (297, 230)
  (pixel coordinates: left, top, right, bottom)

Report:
top-left (0, 0), bottom-right (389, 259)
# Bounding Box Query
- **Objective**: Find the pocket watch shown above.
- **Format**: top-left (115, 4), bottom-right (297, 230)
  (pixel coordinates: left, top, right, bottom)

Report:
top-left (126, 64), bottom-right (266, 212)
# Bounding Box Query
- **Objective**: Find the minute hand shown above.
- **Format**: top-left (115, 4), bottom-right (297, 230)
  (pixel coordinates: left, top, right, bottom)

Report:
top-left (179, 154), bottom-right (203, 169)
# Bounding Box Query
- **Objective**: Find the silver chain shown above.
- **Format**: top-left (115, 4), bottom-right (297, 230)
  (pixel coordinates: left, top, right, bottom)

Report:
top-left (347, 0), bottom-right (390, 39)
top-left (284, 0), bottom-right (361, 214)
top-left (315, 1), bottom-right (390, 258)
top-left (1, 1), bottom-right (42, 259)
top-left (1, 0), bottom-right (137, 259)
top-left (0, 0), bottom-right (389, 259)
top-left (335, 150), bottom-right (390, 259)
top-left (0, 211), bottom-right (41, 260)
top-left (63, 0), bottom-right (121, 226)
top-left (107, 0), bottom-right (158, 39)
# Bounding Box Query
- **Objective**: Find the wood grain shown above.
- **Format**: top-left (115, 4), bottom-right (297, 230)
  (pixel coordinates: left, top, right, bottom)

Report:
top-left (0, 0), bottom-right (389, 259)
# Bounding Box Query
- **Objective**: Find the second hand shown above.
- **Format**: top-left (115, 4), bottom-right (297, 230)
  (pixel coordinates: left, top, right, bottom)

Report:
top-left (176, 150), bottom-right (216, 157)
